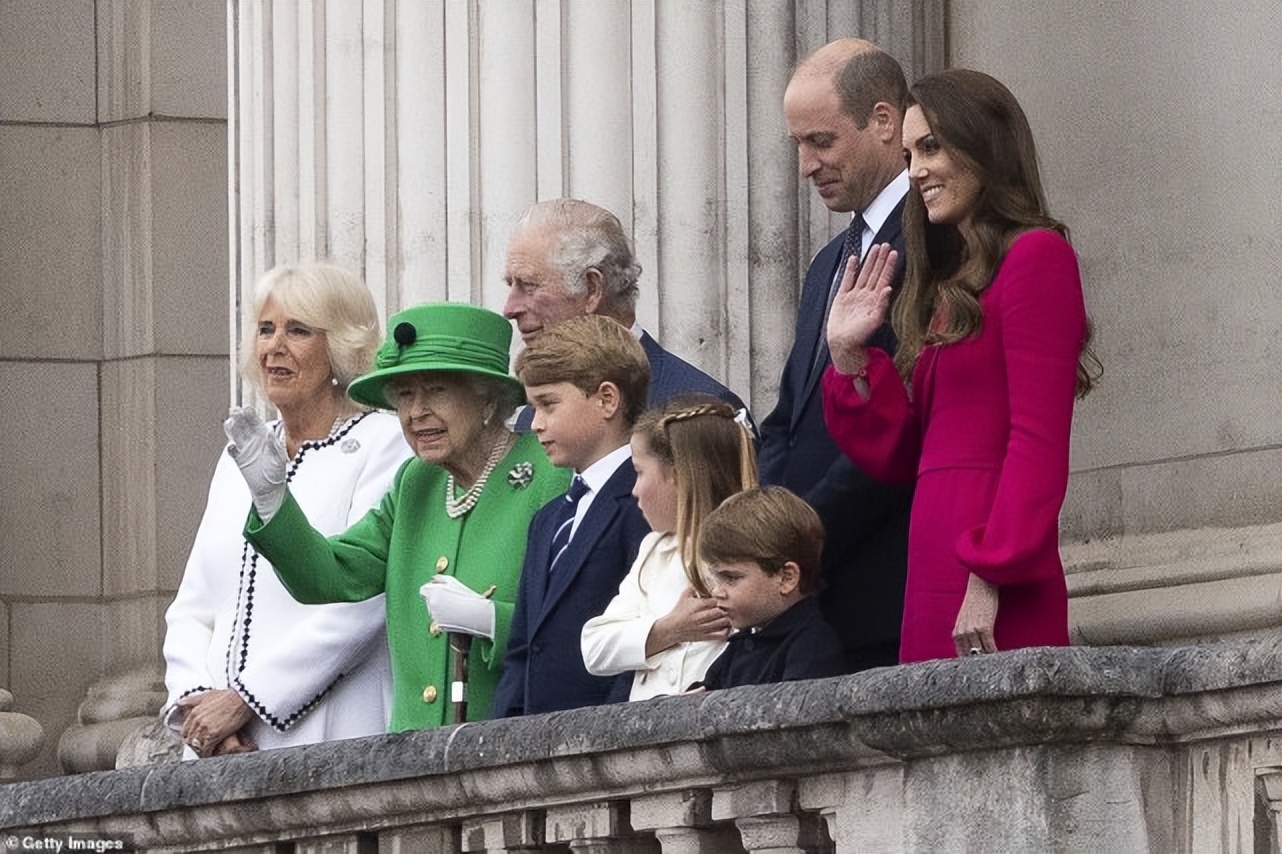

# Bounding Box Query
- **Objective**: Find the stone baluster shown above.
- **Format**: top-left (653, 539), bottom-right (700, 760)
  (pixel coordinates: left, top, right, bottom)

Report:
top-left (56, 669), bottom-right (168, 774)
top-left (630, 790), bottom-right (743, 854)
top-left (732, 815), bottom-right (828, 854)
top-left (294, 834), bottom-right (379, 854)
top-left (545, 800), bottom-right (659, 854)
top-left (799, 769), bottom-right (905, 853)
top-left (460, 810), bottom-right (549, 853)
top-left (379, 825), bottom-right (461, 854)
top-left (713, 780), bottom-right (831, 854)
top-left (1256, 767), bottom-right (1282, 854)
top-left (115, 717), bottom-right (183, 769)
top-left (0, 688), bottom-right (45, 781)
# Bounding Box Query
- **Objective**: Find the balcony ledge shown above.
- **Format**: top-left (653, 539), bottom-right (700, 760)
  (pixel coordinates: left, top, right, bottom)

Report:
top-left (2, 636), bottom-right (1279, 851)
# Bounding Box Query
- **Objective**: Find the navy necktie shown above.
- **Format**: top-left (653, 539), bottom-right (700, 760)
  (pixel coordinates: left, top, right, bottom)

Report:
top-left (813, 214), bottom-right (866, 373)
top-left (548, 476), bottom-right (590, 572)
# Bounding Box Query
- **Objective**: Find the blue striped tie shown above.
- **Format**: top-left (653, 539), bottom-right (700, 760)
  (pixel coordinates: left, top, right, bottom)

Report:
top-left (548, 476), bottom-right (590, 573)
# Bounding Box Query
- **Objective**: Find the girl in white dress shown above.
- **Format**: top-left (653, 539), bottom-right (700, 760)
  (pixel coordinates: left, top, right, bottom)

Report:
top-left (581, 395), bottom-right (756, 699)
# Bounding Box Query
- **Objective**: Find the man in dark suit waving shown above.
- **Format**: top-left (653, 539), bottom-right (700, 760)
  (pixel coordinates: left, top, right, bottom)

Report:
top-left (758, 39), bottom-right (913, 672)
top-left (503, 198), bottom-right (751, 428)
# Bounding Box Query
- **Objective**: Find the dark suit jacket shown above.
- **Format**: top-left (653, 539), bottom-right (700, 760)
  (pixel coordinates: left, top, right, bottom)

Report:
top-left (514, 330), bottom-right (752, 433)
top-left (492, 461), bottom-right (650, 717)
top-left (697, 596), bottom-right (843, 690)
top-left (639, 332), bottom-right (750, 417)
top-left (757, 204), bottom-right (914, 672)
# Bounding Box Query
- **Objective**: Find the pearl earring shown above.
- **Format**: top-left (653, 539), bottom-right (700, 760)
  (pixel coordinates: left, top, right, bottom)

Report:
top-left (331, 377), bottom-right (339, 387)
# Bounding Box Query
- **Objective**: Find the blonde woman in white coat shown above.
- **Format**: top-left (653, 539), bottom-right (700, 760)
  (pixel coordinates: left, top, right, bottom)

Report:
top-left (581, 397), bottom-right (756, 700)
top-left (162, 263), bottom-right (412, 757)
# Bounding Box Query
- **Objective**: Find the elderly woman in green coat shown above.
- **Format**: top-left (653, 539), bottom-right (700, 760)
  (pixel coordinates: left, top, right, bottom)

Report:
top-left (225, 302), bottom-right (568, 730)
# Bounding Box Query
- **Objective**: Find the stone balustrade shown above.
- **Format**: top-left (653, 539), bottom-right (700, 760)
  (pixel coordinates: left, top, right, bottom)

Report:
top-left (1, 637), bottom-right (1278, 853)
top-left (56, 670), bottom-right (170, 775)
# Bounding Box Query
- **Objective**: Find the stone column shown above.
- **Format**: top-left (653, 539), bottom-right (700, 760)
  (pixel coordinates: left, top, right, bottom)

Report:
top-left (742, 0), bottom-right (802, 406)
top-left (649, 1), bottom-right (729, 381)
top-left (733, 815), bottom-right (829, 854)
top-left (229, 0), bottom-right (948, 411)
top-left (0, 0), bottom-right (227, 781)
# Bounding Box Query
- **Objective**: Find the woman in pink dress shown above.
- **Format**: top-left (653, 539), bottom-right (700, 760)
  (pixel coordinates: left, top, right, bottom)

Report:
top-left (822, 69), bottom-right (1098, 663)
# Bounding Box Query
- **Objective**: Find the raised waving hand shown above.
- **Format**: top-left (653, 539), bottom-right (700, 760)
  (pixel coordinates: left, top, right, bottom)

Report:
top-left (826, 243), bottom-right (899, 375)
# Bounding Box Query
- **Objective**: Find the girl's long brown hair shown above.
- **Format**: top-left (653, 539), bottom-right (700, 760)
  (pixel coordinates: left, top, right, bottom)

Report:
top-left (632, 395), bottom-right (758, 596)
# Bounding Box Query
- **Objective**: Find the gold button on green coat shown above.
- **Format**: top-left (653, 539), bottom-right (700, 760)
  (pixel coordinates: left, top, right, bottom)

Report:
top-left (422, 685), bottom-right (437, 703)
top-left (428, 621), bottom-right (442, 637)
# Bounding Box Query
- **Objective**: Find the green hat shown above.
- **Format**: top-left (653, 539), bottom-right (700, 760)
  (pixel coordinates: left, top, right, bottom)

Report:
top-left (347, 302), bottom-right (520, 409)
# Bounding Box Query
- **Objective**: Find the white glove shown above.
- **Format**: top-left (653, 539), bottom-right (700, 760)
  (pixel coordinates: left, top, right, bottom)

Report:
top-left (223, 406), bottom-right (288, 521)
top-left (420, 575), bottom-right (495, 640)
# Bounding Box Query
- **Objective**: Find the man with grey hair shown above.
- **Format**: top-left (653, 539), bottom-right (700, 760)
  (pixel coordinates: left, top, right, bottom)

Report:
top-left (503, 198), bottom-right (749, 419)
top-left (758, 38), bottom-right (913, 672)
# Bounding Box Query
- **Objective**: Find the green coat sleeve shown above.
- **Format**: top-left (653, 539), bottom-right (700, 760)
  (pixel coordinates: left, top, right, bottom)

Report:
top-left (245, 471), bottom-right (401, 604)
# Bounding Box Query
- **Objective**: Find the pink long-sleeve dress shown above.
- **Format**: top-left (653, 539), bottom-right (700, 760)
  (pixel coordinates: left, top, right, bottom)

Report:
top-left (823, 229), bottom-right (1086, 662)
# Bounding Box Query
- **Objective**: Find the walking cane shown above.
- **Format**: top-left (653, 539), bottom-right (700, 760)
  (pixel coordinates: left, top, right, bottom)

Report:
top-left (447, 584), bottom-right (497, 724)
top-left (448, 633), bottom-right (472, 724)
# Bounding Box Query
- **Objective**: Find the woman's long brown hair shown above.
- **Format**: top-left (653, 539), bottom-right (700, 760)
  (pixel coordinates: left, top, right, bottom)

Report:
top-left (894, 69), bottom-right (1100, 397)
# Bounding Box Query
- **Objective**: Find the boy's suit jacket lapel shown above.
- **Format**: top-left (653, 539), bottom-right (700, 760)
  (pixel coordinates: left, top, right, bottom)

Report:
top-left (520, 501), bottom-right (558, 617)
top-left (531, 462), bottom-right (636, 632)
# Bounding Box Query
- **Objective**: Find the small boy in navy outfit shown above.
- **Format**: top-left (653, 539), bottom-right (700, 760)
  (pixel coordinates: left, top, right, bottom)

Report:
top-left (492, 315), bottom-right (652, 716)
top-left (694, 486), bottom-right (843, 689)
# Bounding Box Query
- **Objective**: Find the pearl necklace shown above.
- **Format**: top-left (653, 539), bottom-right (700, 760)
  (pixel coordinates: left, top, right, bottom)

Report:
top-left (444, 433), bottom-right (516, 519)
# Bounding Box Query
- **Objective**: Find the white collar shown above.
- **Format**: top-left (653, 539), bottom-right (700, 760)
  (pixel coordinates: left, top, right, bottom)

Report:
top-left (858, 170), bottom-right (910, 242)
top-left (575, 443), bottom-right (633, 495)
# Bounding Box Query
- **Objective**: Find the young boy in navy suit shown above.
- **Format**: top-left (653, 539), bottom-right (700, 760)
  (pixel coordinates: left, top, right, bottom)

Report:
top-left (492, 315), bottom-right (652, 716)
top-left (693, 486), bottom-right (843, 690)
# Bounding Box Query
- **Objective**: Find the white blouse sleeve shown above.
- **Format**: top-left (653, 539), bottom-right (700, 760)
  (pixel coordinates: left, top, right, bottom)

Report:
top-left (581, 533), bottom-right (667, 676)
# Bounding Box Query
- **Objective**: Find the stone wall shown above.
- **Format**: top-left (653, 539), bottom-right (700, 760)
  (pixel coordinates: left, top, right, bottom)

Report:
top-left (950, 0), bottom-right (1282, 660)
top-left (2, 638), bottom-right (1279, 853)
top-left (0, 0), bottom-right (229, 779)
top-left (951, 0), bottom-right (1282, 541)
